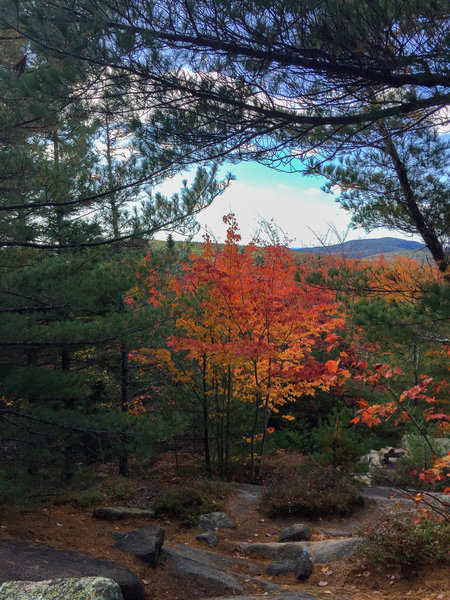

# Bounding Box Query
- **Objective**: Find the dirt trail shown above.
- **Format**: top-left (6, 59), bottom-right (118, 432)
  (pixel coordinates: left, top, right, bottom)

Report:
top-left (0, 482), bottom-right (448, 600)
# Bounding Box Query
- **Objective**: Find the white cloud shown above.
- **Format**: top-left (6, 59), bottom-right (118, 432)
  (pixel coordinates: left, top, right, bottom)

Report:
top-left (154, 169), bottom-right (421, 247)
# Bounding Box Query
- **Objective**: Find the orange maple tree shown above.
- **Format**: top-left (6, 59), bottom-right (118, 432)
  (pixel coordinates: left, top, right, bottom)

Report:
top-left (132, 215), bottom-right (349, 480)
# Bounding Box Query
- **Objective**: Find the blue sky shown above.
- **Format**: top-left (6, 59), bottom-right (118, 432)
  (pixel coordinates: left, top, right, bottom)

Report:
top-left (156, 161), bottom-right (420, 247)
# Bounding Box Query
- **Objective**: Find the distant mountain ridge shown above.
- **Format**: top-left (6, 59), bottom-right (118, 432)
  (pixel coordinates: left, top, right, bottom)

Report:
top-left (293, 237), bottom-right (426, 259)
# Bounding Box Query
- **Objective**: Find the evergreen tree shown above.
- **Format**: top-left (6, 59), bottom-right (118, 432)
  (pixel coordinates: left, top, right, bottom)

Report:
top-left (3, 0), bottom-right (447, 169)
top-left (309, 122), bottom-right (449, 275)
top-left (0, 20), bottom-right (229, 497)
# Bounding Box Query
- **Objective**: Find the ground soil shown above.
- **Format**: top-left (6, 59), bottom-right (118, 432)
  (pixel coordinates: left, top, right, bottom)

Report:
top-left (0, 455), bottom-right (448, 600)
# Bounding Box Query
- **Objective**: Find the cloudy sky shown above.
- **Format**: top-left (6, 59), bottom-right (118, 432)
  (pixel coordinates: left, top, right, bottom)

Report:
top-left (156, 161), bottom-right (419, 248)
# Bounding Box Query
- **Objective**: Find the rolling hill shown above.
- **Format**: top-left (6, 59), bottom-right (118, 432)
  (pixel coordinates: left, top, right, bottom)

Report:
top-left (293, 237), bottom-right (427, 259)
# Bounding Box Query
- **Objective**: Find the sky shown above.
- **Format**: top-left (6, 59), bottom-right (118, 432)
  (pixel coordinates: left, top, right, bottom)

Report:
top-left (155, 161), bottom-right (420, 248)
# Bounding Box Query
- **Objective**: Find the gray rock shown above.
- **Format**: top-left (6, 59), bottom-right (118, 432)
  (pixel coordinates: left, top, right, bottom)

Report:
top-left (228, 484), bottom-right (262, 519)
top-left (303, 538), bottom-right (365, 563)
top-left (196, 531), bottom-right (219, 547)
top-left (162, 546), bottom-right (244, 595)
top-left (362, 485), bottom-right (414, 503)
top-left (0, 577), bottom-right (123, 600)
top-left (278, 523), bottom-right (311, 542)
top-left (113, 525), bottom-right (164, 567)
top-left (266, 552), bottom-right (313, 580)
top-left (240, 537), bottom-right (365, 563)
top-left (423, 492), bottom-right (450, 509)
top-left (358, 450), bottom-right (380, 465)
top-left (0, 539), bottom-right (143, 600)
top-left (93, 507), bottom-right (154, 520)
top-left (266, 559), bottom-right (298, 575)
top-left (166, 543), bottom-right (260, 574)
top-left (321, 528), bottom-right (353, 537)
top-left (352, 474), bottom-right (372, 486)
top-left (239, 541), bottom-right (305, 561)
top-left (198, 511), bottom-right (237, 531)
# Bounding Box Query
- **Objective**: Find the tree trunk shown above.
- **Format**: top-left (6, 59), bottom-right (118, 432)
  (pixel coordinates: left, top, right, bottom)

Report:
top-left (382, 129), bottom-right (449, 278)
top-left (202, 354), bottom-right (212, 477)
top-left (119, 295), bottom-right (130, 476)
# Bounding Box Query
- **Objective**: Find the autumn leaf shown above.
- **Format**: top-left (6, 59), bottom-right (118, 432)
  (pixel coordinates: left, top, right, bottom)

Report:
top-left (325, 360), bottom-right (339, 374)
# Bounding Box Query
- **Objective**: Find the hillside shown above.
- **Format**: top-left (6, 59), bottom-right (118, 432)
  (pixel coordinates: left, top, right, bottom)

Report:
top-left (293, 237), bottom-right (427, 259)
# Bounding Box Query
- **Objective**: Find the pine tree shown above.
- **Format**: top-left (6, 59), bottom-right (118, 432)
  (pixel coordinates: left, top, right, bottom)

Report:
top-left (310, 121), bottom-right (449, 276)
top-left (0, 20), bottom-right (229, 497)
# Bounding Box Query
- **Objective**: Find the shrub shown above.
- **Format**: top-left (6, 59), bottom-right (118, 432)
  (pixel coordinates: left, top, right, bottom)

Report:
top-left (363, 509), bottom-right (450, 573)
top-left (152, 479), bottom-right (232, 526)
top-left (60, 487), bottom-right (104, 508)
top-left (260, 450), bottom-right (308, 483)
top-left (261, 454), bottom-right (362, 518)
top-left (100, 479), bottom-right (131, 501)
top-left (311, 406), bottom-right (367, 470)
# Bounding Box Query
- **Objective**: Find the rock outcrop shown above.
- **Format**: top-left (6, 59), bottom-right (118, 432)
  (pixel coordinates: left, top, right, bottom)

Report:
top-left (113, 525), bottom-right (165, 567)
top-left (0, 577), bottom-right (123, 600)
top-left (240, 537), bottom-right (365, 563)
top-left (0, 539), bottom-right (144, 600)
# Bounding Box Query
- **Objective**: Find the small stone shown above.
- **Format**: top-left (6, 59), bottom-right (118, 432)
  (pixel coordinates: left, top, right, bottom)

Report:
top-left (198, 512), bottom-right (237, 532)
top-left (278, 523), bottom-right (312, 542)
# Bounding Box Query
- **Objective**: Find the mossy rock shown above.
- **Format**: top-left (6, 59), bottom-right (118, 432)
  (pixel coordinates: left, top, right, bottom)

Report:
top-left (0, 577), bottom-right (123, 600)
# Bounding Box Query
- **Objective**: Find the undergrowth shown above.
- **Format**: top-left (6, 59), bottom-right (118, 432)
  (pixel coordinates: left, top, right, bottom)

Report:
top-left (261, 453), bottom-right (362, 517)
top-left (362, 509), bottom-right (450, 573)
top-left (152, 478), bottom-right (233, 526)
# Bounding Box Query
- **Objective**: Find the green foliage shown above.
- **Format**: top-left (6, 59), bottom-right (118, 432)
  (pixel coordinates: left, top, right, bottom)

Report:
top-left (311, 406), bottom-right (367, 469)
top-left (261, 454), bottom-right (362, 518)
top-left (266, 422), bottom-right (313, 454)
top-left (363, 510), bottom-right (450, 572)
top-left (60, 487), bottom-right (104, 508)
top-left (0, 405), bottom-right (165, 505)
top-left (152, 479), bottom-right (232, 526)
top-left (314, 122), bottom-right (449, 271)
